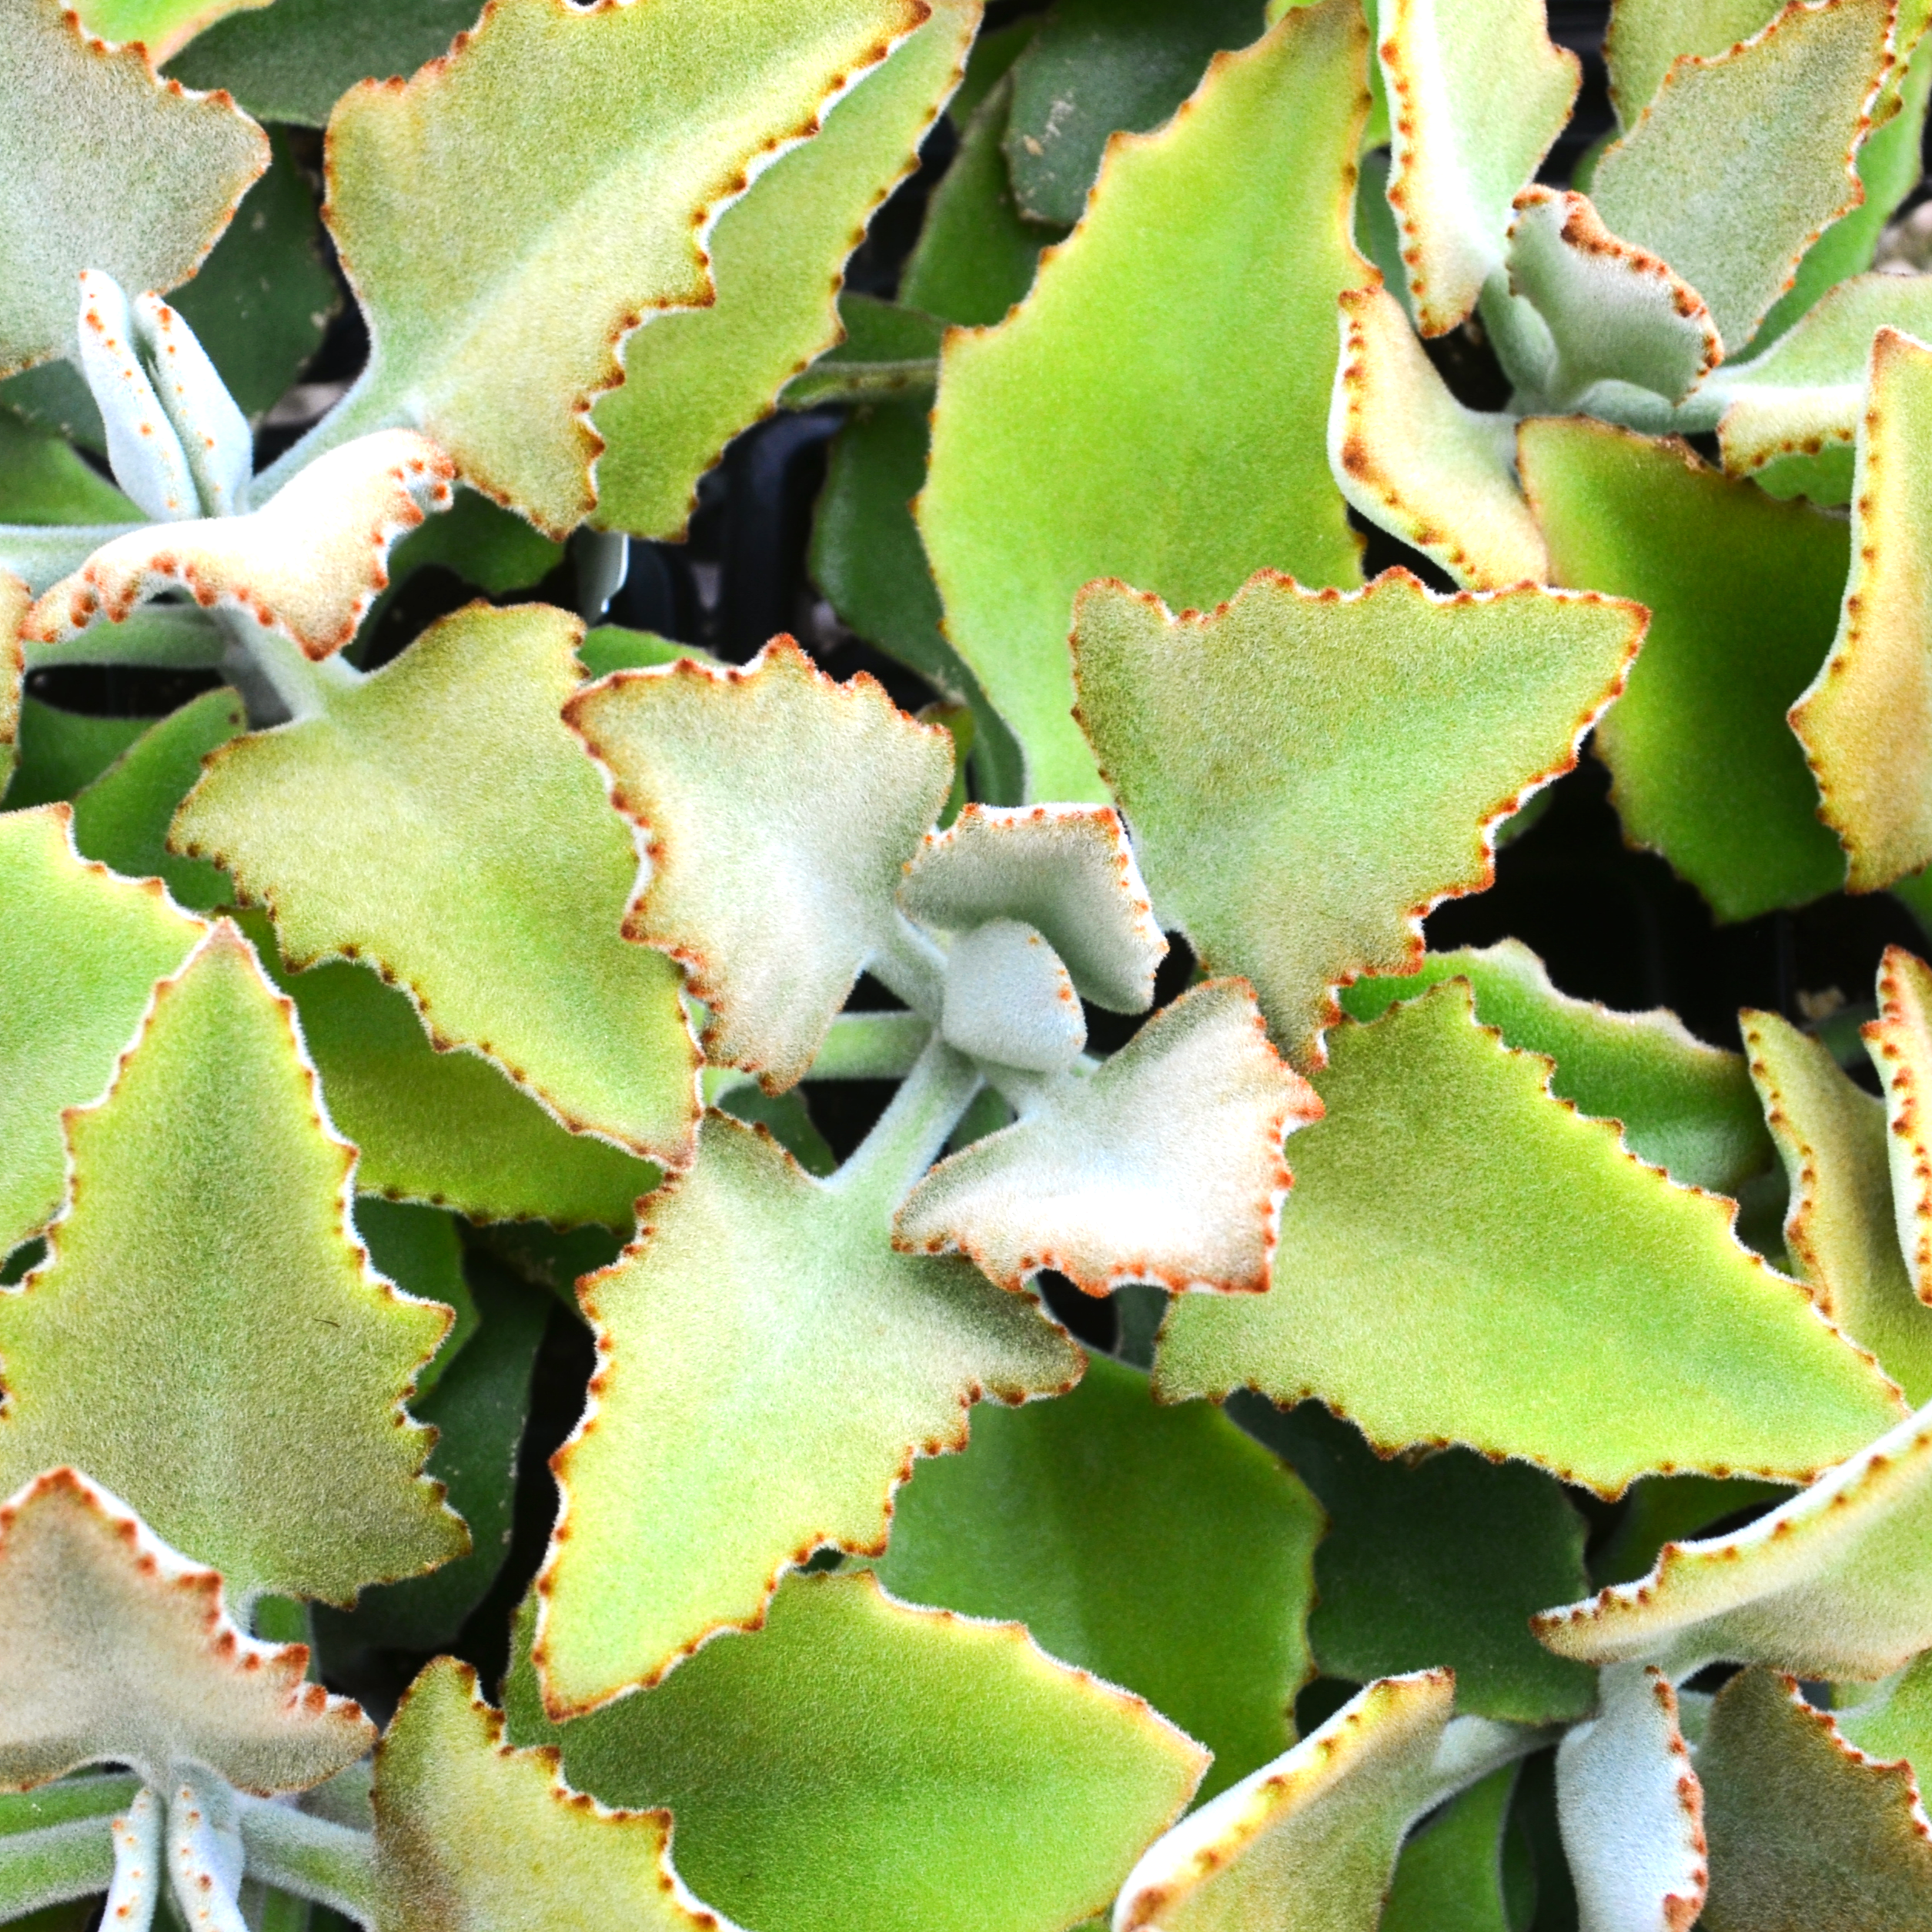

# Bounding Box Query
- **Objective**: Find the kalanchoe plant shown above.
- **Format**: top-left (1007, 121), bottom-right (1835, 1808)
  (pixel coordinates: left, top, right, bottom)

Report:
top-left (12, 0), bottom-right (1932, 1925)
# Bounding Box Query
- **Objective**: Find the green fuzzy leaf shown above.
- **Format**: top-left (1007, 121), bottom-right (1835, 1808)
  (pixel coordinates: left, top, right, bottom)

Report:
top-left (592, 0), bottom-right (978, 538)
top-left (0, 922), bottom-right (464, 1600)
top-left (577, 624), bottom-right (712, 680)
top-left (172, 600), bottom-right (700, 1165)
top-left (1837, 1646), bottom-right (1932, 1762)
top-left (1001, 0), bottom-right (1267, 229)
top-left (0, 0), bottom-right (266, 379)
top-left (1158, 981), bottom-right (1904, 1496)
top-left (286, 0), bottom-right (921, 534)
top-left (165, 0), bottom-right (483, 127)
top-left (876, 1349), bottom-right (1323, 1798)
top-left (920, 0), bottom-right (1373, 801)
top-left (1071, 568), bottom-right (1642, 1071)
top-left (0, 803), bottom-right (203, 1257)
top-left (1591, 0), bottom-right (1895, 353)
top-left (1603, 0), bottom-right (1783, 125)
top-left (1375, 0), bottom-right (1580, 336)
top-left (1519, 414), bottom-right (1847, 921)
top-left (1381, 1765), bottom-right (1518, 1932)
top-left (1240, 1399), bottom-right (1595, 1726)
top-left (1591, 1471), bottom-right (1795, 1586)
top-left (0, 703), bottom-right (152, 812)
top-left (376, 487), bottom-right (562, 604)
top-left (0, 412), bottom-right (136, 526)
top-left (1869, 948), bottom-right (1932, 1301)
top-left (1699, 1667), bottom-right (1932, 1930)
top-left (375, 1657), bottom-right (720, 1932)
top-left (353, 1198), bottom-right (476, 1399)
top-left (72, 0), bottom-right (269, 61)
top-left (534, 1105), bottom-right (1082, 1713)
top-left (509, 1569), bottom-right (1206, 1932)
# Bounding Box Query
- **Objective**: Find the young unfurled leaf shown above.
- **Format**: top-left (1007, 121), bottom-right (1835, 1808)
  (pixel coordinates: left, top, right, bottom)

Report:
top-left (0, 0), bottom-right (266, 379)
top-left (1375, 0), bottom-right (1579, 335)
top-left (1328, 282), bottom-right (1549, 590)
top-left (1520, 414), bottom-right (1847, 920)
top-left (1868, 948), bottom-right (1932, 1299)
top-left (894, 979), bottom-right (1319, 1297)
top-left (1746, 1004), bottom-right (1932, 1402)
top-left (74, 0), bottom-right (269, 63)
top-left (567, 637), bottom-right (952, 1093)
top-left (919, 0), bottom-right (1373, 802)
top-left (299, 0), bottom-right (921, 534)
top-left (1603, 0), bottom-right (1784, 124)
top-left (1535, 1395), bottom-right (1932, 1679)
top-left (1698, 1667), bottom-right (1932, 1929)
top-left (1158, 981), bottom-right (1903, 1496)
top-left (375, 1658), bottom-right (730, 1932)
top-left (511, 1571), bottom-right (1206, 1932)
top-left (172, 601), bottom-right (700, 1165)
top-left (535, 1101), bottom-right (1081, 1713)
top-left (0, 803), bottom-right (204, 1256)
top-left (1506, 187), bottom-right (1722, 405)
top-left (591, 0), bottom-right (978, 538)
top-left (1591, 0), bottom-right (1896, 353)
top-left (1345, 939), bottom-right (1775, 1195)
top-left (0, 921), bottom-right (464, 1601)
top-left (1071, 569), bottom-right (1642, 1070)
top-left (1790, 328), bottom-right (1932, 890)
top-left (0, 1468), bottom-right (373, 1795)
top-left (1380, 1765), bottom-right (1519, 1932)
top-left (874, 1349), bottom-right (1322, 1800)
top-left (26, 430), bottom-right (454, 663)
top-left (1556, 1663), bottom-right (1708, 1932)
top-left (1111, 1672), bottom-right (1456, 1930)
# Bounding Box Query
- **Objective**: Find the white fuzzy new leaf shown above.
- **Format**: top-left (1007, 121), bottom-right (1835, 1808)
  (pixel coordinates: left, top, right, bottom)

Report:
top-left (939, 919), bottom-right (1086, 1075)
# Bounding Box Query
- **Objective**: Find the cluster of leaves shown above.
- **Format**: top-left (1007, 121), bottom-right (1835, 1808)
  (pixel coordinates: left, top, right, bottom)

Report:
top-left (10, 0), bottom-right (1932, 1925)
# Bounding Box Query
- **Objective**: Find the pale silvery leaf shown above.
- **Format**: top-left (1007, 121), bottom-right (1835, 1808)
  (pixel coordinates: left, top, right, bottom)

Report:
top-left (75, 272), bottom-right (198, 523)
top-left (939, 919), bottom-right (1085, 1075)
top-left (1866, 947), bottom-right (1932, 1303)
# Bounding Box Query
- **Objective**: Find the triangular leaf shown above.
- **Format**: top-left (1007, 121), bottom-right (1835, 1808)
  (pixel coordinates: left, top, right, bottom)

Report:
top-left (510, 1569), bottom-right (1207, 1932)
top-left (534, 1105), bottom-right (1081, 1713)
top-left (25, 430), bottom-right (454, 662)
top-left (874, 1349), bottom-right (1322, 1800)
top-left (0, 0), bottom-right (266, 378)
top-left (1375, 0), bottom-right (1579, 335)
top-left (0, 801), bottom-right (204, 1255)
top-left (918, 0), bottom-right (1373, 801)
top-left (0, 921), bottom-right (464, 1600)
top-left (1603, 0), bottom-right (1784, 124)
top-left (894, 978), bottom-right (1320, 1297)
top-left (374, 1657), bottom-right (730, 1932)
top-left (1789, 326), bottom-right (1932, 889)
top-left (566, 636), bottom-right (952, 1093)
top-left (172, 600), bottom-right (700, 1165)
top-left (1745, 1003), bottom-right (1932, 1402)
top-left (590, 0), bottom-right (978, 538)
top-left (1071, 567), bottom-right (1642, 1070)
top-left (1329, 282), bottom-right (1549, 590)
top-left (1591, 0), bottom-right (1897, 353)
top-left (282, 0), bottom-right (922, 533)
top-left (1519, 413), bottom-right (1847, 920)
top-left (1157, 980), bottom-right (1903, 1496)
top-left (1698, 1667), bottom-right (1932, 1929)
top-left (0, 1468), bottom-right (372, 1793)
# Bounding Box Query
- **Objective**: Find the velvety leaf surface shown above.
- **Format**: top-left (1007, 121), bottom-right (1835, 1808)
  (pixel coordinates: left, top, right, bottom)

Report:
top-left (1329, 282), bottom-right (1549, 590)
top-left (1870, 948), bottom-right (1932, 1304)
top-left (1699, 1667), bottom-right (1932, 1930)
top-left (0, 803), bottom-right (204, 1256)
top-left (1158, 981), bottom-right (1903, 1496)
top-left (592, 0), bottom-right (976, 538)
top-left (510, 1571), bottom-right (1206, 1932)
top-left (1790, 326), bottom-right (1932, 889)
top-left (535, 1106), bottom-right (1082, 1713)
top-left (306, 0), bottom-right (920, 533)
top-left (0, 702), bottom-right (152, 811)
top-left (0, 0), bottom-right (266, 378)
top-left (0, 922), bottom-right (463, 1600)
top-left (1345, 939), bottom-right (1774, 1195)
top-left (1111, 1672), bottom-right (1456, 1931)
top-left (1593, 0), bottom-right (1895, 351)
top-left (1240, 1398), bottom-right (1595, 1725)
top-left (0, 575), bottom-right (24, 791)
top-left (1379, 1765), bottom-right (1518, 1932)
top-left (0, 411), bottom-right (136, 526)
top-left (875, 1349), bottom-right (1322, 1798)
top-left (1838, 1646), bottom-right (1932, 1763)
top-left (375, 1657), bottom-right (726, 1932)
top-left (1375, 0), bottom-right (1579, 334)
top-left (1746, 1005), bottom-right (1932, 1402)
top-left (920, 0), bottom-right (1373, 802)
top-left (1071, 569), bottom-right (1641, 1069)
top-left (1520, 414), bottom-right (1847, 920)
top-left (74, 0), bottom-right (268, 62)
top-left (1603, 0), bottom-right (1783, 124)
top-left (567, 637), bottom-right (952, 1092)
top-left (172, 600), bottom-right (700, 1165)
top-left (0, 1469), bottom-right (373, 1795)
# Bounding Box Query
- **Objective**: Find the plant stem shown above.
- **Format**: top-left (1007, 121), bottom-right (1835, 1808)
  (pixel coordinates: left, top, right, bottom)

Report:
top-left (236, 1800), bottom-right (376, 1928)
top-left (806, 1009), bottom-right (932, 1081)
top-left (831, 1032), bottom-right (981, 1213)
top-left (217, 610), bottom-right (362, 728)
top-left (868, 915), bottom-right (947, 1021)
top-left (0, 523), bottom-right (140, 596)
top-left (0, 1814), bottom-right (117, 1920)
top-left (1426, 1716), bottom-right (1561, 1810)
top-left (23, 607), bottom-right (227, 674)
top-left (0, 1773), bottom-right (141, 1835)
